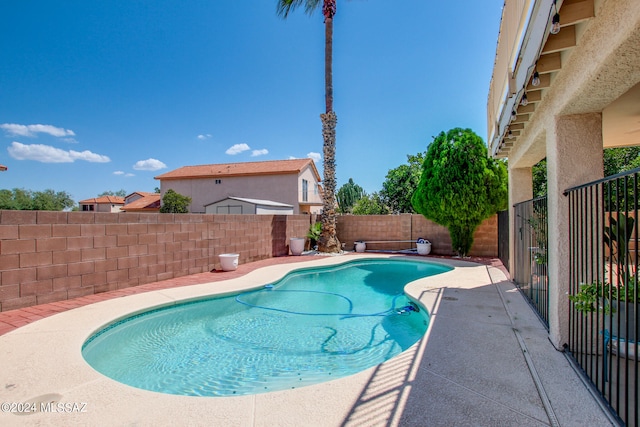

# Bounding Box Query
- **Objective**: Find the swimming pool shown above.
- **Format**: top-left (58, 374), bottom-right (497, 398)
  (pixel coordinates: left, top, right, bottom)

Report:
top-left (82, 258), bottom-right (451, 396)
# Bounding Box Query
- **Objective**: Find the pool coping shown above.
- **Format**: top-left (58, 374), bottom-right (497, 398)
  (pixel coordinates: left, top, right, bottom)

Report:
top-left (0, 254), bottom-right (465, 425)
top-left (0, 253), bottom-right (613, 426)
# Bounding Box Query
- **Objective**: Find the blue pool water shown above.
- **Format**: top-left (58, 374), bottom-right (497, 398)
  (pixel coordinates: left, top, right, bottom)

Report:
top-left (82, 258), bottom-right (451, 396)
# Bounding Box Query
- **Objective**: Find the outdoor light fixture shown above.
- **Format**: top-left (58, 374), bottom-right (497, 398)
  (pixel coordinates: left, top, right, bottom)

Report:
top-left (532, 71), bottom-right (541, 87)
top-left (550, 1), bottom-right (560, 34)
top-left (511, 110), bottom-right (517, 121)
top-left (520, 93), bottom-right (528, 106)
top-left (508, 128), bottom-right (513, 137)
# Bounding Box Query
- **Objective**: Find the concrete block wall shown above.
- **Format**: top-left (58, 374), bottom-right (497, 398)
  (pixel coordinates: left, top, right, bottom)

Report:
top-left (0, 211), bottom-right (309, 312)
top-left (337, 214), bottom-right (498, 257)
top-left (0, 211), bottom-right (497, 312)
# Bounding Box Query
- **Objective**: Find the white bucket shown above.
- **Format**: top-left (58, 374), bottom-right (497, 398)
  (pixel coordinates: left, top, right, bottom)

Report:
top-left (417, 242), bottom-right (431, 255)
top-left (219, 253), bottom-right (239, 271)
top-left (290, 238), bottom-right (305, 256)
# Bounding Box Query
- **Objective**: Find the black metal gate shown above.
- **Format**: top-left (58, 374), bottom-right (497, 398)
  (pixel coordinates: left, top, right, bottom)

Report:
top-left (497, 210), bottom-right (509, 272)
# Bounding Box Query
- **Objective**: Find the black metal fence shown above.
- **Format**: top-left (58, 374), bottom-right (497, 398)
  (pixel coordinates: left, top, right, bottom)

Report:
top-left (513, 196), bottom-right (549, 326)
top-left (497, 210), bottom-right (510, 273)
top-left (565, 168), bottom-right (640, 426)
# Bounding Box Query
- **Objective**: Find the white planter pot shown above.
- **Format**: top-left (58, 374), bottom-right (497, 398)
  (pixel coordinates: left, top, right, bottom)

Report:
top-left (355, 242), bottom-right (366, 253)
top-left (290, 238), bottom-right (305, 256)
top-left (219, 253), bottom-right (239, 271)
top-left (417, 242), bottom-right (431, 255)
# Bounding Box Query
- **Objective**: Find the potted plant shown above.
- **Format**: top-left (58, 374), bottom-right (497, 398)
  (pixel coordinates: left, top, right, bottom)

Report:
top-left (570, 213), bottom-right (637, 340)
top-left (306, 222), bottom-right (321, 251)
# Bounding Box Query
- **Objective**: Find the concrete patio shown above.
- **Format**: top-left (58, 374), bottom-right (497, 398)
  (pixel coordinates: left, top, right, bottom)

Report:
top-left (0, 254), bottom-right (615, 426)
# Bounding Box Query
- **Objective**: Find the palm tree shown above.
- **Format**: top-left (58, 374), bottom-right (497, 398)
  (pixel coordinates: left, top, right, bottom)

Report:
top-left (277, 0), bottom-right (341, 253)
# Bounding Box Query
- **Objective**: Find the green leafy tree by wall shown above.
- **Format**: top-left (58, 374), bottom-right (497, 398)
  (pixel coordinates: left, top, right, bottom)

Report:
top-left (99, 189), bottom-right (127, 197)
top-left (411, 128), bottom-right (508, 257)
top-left (336, 178), bottom-right (364, 213)
top-left (533, 147), bottom-right (640, 200)
top-left (381, 152), bottom-right (425, 213)
top-left (160, 189), bottom-right (192, 213)
top-left (0, 188), bottom-right (75, 211)
top-left (352, 192), bottom-right (390, 215)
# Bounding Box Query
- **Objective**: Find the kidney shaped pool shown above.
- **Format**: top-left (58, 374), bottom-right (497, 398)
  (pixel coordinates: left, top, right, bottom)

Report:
top-left (82, 258), bottom-right (451, 396)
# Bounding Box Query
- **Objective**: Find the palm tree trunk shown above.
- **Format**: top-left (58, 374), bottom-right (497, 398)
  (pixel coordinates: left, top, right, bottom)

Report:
top-left (324, 1), bottom-right (334, 113)
top-left (318, 0), bottom-right (341, 253)
top-left (318, 111), bottom-right (341, 253)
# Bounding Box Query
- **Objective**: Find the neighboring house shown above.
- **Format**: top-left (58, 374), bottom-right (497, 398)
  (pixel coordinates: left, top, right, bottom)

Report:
top-left (78, 196), bottom-right (125, 212)
top-left (205, 197), bottom-right (294, 215)
top-left (121, 192), bottom-right (161, 212)
top-left (155, 159), bottom-right (323, 214)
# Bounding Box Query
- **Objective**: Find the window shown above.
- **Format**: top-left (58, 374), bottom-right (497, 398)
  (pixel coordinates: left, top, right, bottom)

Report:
top-left (215, 179), bottom-right (222, 184)
top-left (302, 179), bottom-right (308, 202)
top-left (82, 204), bottom-right (94, 211)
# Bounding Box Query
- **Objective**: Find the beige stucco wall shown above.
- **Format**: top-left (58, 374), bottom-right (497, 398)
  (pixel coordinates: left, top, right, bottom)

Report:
top-left (502, 0), bottom-right (640, 348)
top-left (508, 0), bottom-right (640, 169)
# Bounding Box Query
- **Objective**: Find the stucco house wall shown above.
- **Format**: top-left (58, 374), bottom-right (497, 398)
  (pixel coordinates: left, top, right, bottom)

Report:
top-left (157, 160), bottom-right (323, 214)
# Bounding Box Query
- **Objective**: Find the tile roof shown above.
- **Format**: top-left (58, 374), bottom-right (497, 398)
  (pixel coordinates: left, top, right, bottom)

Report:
top-left (125, 191), bottom-right (156, 199)
top-left (122, 194), bottom-right (161, 211)
top-left (155, 158), bottom-right (320, 181)
top-left (79, 196), bottom-right (125, 204)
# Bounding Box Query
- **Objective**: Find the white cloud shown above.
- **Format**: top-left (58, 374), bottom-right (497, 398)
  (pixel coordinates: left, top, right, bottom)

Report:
top-left (113, 171), bottom-right (134, 177)
top-left (251, 148), bottom-right (269, 157)
top-left (307, 152), bottom-right (321, 162)
top-left (1, 123), bottom-right (76, 138)
top-left (8, 141), bottom-right (110, 163)
top-left (288, 156), bottom-right (297, 160)
top-left (133, 158), bottom-right (167, 171)
top-left (113, 171), bottom-right (125, 175)
top-left (197, 134), bottom-right (212, 140)
top-left (226, 143), bottom-right (250, 155)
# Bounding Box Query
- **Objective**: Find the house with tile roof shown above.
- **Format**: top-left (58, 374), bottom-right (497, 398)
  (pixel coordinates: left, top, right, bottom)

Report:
top-left (78, 196), bottom-right (125, 212)
top-left (121, 192), bottom-right (161, 212)
top-left (155, 158), bottom-right (323, 214)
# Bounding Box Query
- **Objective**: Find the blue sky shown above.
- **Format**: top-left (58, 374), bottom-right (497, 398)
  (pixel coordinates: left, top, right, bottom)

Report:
top-left (0, 0), bottom-right (504, 202)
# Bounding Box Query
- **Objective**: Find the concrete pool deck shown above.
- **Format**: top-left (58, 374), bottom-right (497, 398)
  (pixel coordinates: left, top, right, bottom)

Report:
top-left (0, 253), bottom-right (614, 426)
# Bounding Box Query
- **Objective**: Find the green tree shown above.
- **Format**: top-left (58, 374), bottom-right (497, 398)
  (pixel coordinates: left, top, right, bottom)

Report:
top-left (336, 178), bottom-right (364, 213)
top-left (381, 152), bottom-right (425, 213)
top-left (0, 188), bottom-right (75, 211)
top-left (32, 189), bottom-right (75, 211)
top-left (604, 146), bottom-right (640, 176)
top-left (160, 189), bottom-right (192, 213)
top-left (277, 0), bottom-right (342, 253)
top-left (0, 189), bottom-right (14, 209)
top-left (532, 147), bottom-right (640, 200)
top-left (13, 188), bottom-right (34, 210)
top-left (352, 192), bottom-right (391, 215)
top-left (99, 189), bottom-right (127, 197)
top-left (412, 128), bottom-right (508, 257)
top-left (532, 159), bottom-right (547, 198)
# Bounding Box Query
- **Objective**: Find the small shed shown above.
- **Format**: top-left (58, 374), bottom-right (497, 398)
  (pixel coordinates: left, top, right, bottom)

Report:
top-left (204, 197), bottom-right (294, 215)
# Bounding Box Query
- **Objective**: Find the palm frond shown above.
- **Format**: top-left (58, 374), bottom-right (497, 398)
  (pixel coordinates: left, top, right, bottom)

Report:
top-left (276, 0), bottom-right (322, 18)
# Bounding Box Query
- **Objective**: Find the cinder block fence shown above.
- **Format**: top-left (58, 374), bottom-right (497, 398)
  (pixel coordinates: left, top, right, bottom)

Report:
top-left (0, 211), bottom-right (496, 312)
